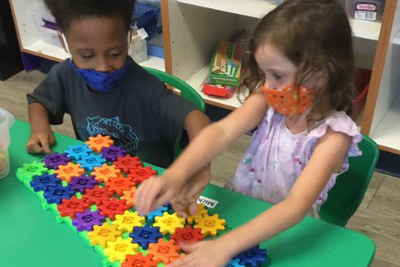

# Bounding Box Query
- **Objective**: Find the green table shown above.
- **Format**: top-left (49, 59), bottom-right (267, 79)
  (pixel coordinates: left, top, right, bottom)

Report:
top-left (0, 120), bottom-right (375, 267)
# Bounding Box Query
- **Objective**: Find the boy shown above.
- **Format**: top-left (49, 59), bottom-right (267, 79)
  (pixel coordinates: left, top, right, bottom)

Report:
top-left (26, 0), bottom-right (210, 170)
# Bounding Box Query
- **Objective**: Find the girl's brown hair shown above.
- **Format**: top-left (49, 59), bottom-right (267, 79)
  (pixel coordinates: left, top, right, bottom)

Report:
top-left (241, 0), bottom-right (355, 117)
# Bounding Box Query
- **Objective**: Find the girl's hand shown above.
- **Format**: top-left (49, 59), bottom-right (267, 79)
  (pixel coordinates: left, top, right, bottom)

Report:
top-left (169, 239), bottom-right (232, 267)
top-left (26, 129), bottom-right (55, 154)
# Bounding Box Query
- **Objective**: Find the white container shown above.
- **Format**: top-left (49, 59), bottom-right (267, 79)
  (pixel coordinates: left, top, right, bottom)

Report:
top-left (0, 107), bottom-right (15, 180)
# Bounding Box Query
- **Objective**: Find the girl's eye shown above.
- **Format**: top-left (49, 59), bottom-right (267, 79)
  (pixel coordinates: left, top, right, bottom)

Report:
top-left (272, 73), bottom-right (283, 80)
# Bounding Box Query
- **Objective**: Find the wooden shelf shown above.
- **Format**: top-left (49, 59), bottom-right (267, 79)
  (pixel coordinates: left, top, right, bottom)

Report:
top-left (185, 65), bottom-right (242, 110)
top-left (177, 0), bottom-right (275, 19)
top-left (22, 40), bottom-right (166, 71)
top-left (371, 96), bottom-right (400, 153)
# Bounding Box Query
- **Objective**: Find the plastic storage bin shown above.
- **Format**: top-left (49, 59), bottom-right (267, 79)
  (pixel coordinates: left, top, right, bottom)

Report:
top-left (351, 68), bottom-right (371, 120)
top-left (346, 0), bottom-right (385, 22)
top-left (132, 2), bottom-right (162, 39)
top-left (0, 107), bottom-right (15, 180)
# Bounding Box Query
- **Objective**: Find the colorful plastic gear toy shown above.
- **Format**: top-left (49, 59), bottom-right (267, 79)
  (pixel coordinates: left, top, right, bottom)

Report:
top-left (17, 161), bottom-right (48, 182)
top-left (97, 198), bottom-right (131, 220)
top-left (87, 223), bottom-right (122, 248)
top-left (82, 185), bottom-right (113, 205)
top-left (57, 195), bottom-right (91, 219)
top-left (42, 152), bottom-right (71, 170)
top-left (104, 237), bottom-right (139, 262)
top-left (54, 162), bottom-right (85, 183)
top-left (30, 173), bottom-right (61, 192)
top-left (113, 155), bottom-right (142, 173)
top-left (146, 206), bottom-right (168, 222)
top-left (226, 259), bottom-right (245, 267)
top-left (120, 187), bottom-right (137, 206)
top-left (77, 154), bottom-right (106, 171)
top-left (70, 174), bottom-right (98, 193)
top-left (85, 134), bottom-right (114, 153)
top-left (91, 164), bottom-right (121, 183)
top-left (129, 166), bottom-right (157, 184)
top-left (122, 252), bottom-right (160, 267)
top-left (72, 209), bottom-right (106, 231)
top-left (64, 144), bottom-right (93, 160)
top-left (113, 210), bottom-right (145, 232)
top-left (194, 214), bottom-right (226, 237)
top-left (153, 212), bottom-right (185, 235)
top-left (148, 238), bottom-right (180, 264)
top-left (235, 245), bottom-right (267, 267)
top-left (43, 184), bottom-right (75, 204)
top-left (129, 224), bottom-right (163, 249)
top-left (101, 145), bottom-right (127, 162)
top-left (170, 225), bottom-right (205, 245)
top-left (105, 174), bottom-right (136, 196)
top-left (186, 203), bottom-right (208, 224)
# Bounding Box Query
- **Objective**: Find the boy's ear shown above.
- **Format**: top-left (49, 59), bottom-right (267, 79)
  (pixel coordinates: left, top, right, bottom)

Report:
top-left (57, 31), bottom-right (69, 55)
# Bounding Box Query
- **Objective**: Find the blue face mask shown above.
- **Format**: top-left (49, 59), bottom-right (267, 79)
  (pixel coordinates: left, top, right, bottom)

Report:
top-left (68, 57), bottom-right (131, 93)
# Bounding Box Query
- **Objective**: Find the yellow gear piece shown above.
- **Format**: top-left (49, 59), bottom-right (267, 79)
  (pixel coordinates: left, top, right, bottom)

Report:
top-left (88, 223), bottom-right (122, 248)
top-left (194, 214), bottom-right (226, 237)
top-left (113, 210), bottom-right (145, 232)
top-left (153, 212), bottom-right (185, 235)
top-left (186, 203), bottom-right (208, 224)
top-left (104, 237), bottom-right (139, 262)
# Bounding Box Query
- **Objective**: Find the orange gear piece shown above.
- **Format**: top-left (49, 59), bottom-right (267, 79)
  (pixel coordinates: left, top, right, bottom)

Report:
top-left (148, 238), bottom-right (180, 264)
top-left (54, 162), bottom-right (85, 182)
top-left (85, 134), bottom-right (114, 152)
top-left (88, 223), bottom-right (122, 248)
top-left (105, 237), bottom-right (139, 262)
top-left (122, 252), bottom-right (160, 267)
top-left (91, 164), bottom-right (121, 183)
top-left (186, 203), bottom-right (208, 224)
top-left (194, 214), bottom-right (226, 237)
top-left (120, 187), bottom-right (137, 206)
top-left (153, 212), bottom-right (185, 235)
top-left (113, 210), bottom-right (145, 232)
top-left (105, 174), bottom-right (136, 196)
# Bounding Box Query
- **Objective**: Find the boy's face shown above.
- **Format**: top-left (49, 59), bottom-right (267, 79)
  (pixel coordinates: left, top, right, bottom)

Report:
top-left (63, 16), bottom-right (129, 72)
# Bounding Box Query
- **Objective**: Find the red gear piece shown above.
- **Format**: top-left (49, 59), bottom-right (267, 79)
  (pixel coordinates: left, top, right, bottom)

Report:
top-left (97, 198), bottom-right (131, 220)
top-left (128, 166), bottom-right (157, 184)
top-left (113, 155), bottom-right (142, 174)
top-left (82, 185), bottom-right (113, 205)
top-left (170, 225), bottom-right (205, 245)
top-left (148, 238), bottom-right (180, 264)
top-left (57, 195), bottom-right (91, 219)
top-left (122, 252), bottom-right (160, 267)
top-left (105, 175), bottom-right (136, 196)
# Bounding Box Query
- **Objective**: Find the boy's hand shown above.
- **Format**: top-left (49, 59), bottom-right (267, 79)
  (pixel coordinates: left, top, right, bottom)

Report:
top-left (26, 129), bottom-right (55, 154)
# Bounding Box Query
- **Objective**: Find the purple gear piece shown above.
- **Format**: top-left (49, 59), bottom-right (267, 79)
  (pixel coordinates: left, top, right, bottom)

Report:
top-left (30, 173), bottom-right (61, 192)
top-left (146, 206), bottom-right (168, 222)
top-left (43, 184), bottom-right (75, 204)
top-left (236, 246), bottom-right (267, 267)
top-left (129, 225), bottom-right (163, 249)
top-left (101, 145), bottom-right (127, 162)
top-left (77, 154), bottom-right (106, 171)
top-left (42, 152), bottom-right (71, 169)
top-left (226, 259), bottom-right (245, 267)
top-left (70, 174), bottom-right (99, 193)
top-left (64, 144), bottom-right (93, 161)
top-left (73, 209), bottom-right (106, 231)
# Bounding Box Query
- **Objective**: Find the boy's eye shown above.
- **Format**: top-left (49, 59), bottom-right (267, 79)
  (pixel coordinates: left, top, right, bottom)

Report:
top-left (109, 52), bottom-right (122, 57)
top-left (81, 54), bottom-right (94, 60)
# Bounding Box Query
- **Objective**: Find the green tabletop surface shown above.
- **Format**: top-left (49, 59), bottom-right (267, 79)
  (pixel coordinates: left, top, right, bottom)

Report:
top-left (0, 120), bottom-right (375, 267)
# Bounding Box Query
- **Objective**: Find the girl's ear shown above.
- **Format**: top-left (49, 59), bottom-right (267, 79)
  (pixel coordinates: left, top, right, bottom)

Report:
top-left (313, 68), bottom-right (329, 91)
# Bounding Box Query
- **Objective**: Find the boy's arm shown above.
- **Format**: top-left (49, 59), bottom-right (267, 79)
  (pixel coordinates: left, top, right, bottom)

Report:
top-left (26, 103), bottom-right (55, 154)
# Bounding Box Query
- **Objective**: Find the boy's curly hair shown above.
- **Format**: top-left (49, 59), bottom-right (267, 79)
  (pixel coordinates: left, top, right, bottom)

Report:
top-left (44, 0), bottom-right (136, 33)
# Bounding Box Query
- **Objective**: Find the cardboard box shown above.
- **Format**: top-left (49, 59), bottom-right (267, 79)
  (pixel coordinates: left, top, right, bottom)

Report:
top-left (209, 41), bottom-right (242, 87)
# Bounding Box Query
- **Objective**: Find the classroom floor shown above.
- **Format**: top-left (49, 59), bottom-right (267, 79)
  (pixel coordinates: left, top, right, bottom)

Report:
top-left (1, 70), bottom-right (399, 267)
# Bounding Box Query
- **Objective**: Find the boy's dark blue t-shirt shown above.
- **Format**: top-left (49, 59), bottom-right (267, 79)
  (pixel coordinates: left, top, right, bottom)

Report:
top-left (27, 58), bottom-right (197, 168)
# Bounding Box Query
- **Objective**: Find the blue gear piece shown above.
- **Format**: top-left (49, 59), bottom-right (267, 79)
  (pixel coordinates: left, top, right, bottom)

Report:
top-left (30, 173), bottom-right (61, 192)
top-left (77, 154), bottom-right (106, 171)
top-left (129, 225), bottom-right (163, 249)
top-left (146, 206), bottom-right (168, 222)
top-left (226, 259), bottom-right (245, 267)
top-left (236, 246), bottom-right (267, 267)
top-left (44, 184), bottom-right (75, 204)
top-left (64, 144), bottom-right (93, 160)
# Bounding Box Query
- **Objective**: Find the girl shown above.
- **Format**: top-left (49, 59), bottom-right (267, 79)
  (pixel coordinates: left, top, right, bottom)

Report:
top-left (136, 0), bottom-right (362, 266)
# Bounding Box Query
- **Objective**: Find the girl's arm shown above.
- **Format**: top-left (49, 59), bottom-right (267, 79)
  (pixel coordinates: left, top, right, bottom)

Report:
top-left (136, 90), bottom-right (268, 214)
